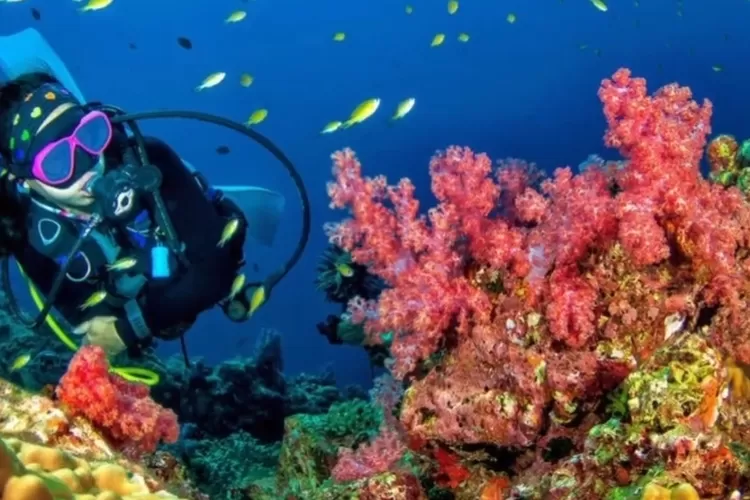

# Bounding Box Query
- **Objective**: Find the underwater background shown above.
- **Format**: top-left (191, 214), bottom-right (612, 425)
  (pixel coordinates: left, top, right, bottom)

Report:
top-left (5, 1), bottom-right (750, 499)
top-left (1, 0), bottom-right (749, 387)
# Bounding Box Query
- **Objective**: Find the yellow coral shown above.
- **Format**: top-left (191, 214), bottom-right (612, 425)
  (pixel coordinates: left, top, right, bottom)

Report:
top-left (726, 358), bottom-right (750, 399)
top-left (0, 438), bottom-right (183, 500)
top-left (671, 483), bottom-right (700, 500)
top-left (642, 482), bottom-right (671, 500)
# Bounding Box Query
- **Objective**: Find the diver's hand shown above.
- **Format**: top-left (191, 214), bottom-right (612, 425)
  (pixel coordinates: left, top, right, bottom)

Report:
top-left (73, 316), bottom-right (127, 357)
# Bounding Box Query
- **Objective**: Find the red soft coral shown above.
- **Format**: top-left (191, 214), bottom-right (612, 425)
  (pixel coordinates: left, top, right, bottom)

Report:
top-left (56, 346), bottom-right (179, 456)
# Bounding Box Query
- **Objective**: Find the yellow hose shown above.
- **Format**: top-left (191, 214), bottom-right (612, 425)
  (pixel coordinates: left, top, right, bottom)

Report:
top-left (17, 263), bottom-right (160, 386)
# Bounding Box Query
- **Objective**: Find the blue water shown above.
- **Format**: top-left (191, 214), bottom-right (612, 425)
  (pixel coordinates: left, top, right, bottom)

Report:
top-left (1, 0), bottom-right (749, 389)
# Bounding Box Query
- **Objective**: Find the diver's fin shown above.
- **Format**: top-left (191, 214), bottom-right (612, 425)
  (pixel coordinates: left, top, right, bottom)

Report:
top-left (0, 28), bottom-right (86, 103)
top-left (180, 160), bottom-right (286, 246)
top-left (215, 186), bottom-right (286, 247)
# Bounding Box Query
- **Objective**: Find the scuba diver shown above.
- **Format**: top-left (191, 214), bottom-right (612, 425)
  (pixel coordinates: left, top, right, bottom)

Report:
top-left (0, 29), bottom-right (310, 363)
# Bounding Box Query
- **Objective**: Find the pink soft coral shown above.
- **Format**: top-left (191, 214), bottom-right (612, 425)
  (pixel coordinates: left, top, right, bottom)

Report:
top-left (327, 147), bottom-right (526, 377)
top-left (331, 426), bottom-right (406, 482)
top-left (56, 345), bottom-right (179, 456)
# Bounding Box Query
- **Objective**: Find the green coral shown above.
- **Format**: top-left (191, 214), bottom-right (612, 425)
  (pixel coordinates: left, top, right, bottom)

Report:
top-left (710, 137), bottom-right (750, 191)
top-left (621, 335), bottom-right (719, 431)
top-left (587, 418), bottom-right (626, 467)
top-left (305, 399), bottom-right (382, 440)
top-left (272, 399), bottom-right (382, 498)
top-left (605, 387), bottom-right (629, 419)
top-left (184, 431), bottom-right (280, 500)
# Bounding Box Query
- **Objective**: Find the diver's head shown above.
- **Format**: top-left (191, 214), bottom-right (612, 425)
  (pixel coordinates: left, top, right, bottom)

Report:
top-left (0, 72), bottom-right (110, 210)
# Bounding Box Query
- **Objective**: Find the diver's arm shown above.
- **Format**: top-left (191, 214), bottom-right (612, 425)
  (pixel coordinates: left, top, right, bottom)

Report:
top-left (115, 137), bottom-right (246, 346)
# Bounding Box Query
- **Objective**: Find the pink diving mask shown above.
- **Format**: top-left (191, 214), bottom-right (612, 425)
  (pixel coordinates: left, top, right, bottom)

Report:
top-left (31, 110), bottom-right (113, 186)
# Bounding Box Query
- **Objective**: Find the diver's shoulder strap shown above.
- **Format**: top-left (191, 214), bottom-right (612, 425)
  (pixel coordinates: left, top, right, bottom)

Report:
top-left (87, 228), bottom-right (152, 343)
top-left (28, 198), bottom-right (153, 339)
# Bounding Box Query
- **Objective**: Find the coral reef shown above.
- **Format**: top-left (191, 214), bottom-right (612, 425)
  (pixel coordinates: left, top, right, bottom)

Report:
top-left (9, 66), bottom-right (750, 499)
top-left (0, 378), bottom-right (203, 499)
top-left (0, 311), bottom-right (350, 443)
top-left (320, 68), bottom-right (750, 496)
top-left (0, 304), bottom-right (355, 498)
top-left (149, 330), bottom-right (353, 443)
top-left (246, 398), bottom-right (427, 499)
top-left (169, 432), bottom-right (279, 499)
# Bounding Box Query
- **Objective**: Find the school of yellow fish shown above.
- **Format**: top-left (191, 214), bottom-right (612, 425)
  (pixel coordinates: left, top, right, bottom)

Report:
top-left (15, 0), bottom-right (520, 132)
top-left (0, 0), bottom-right (721, 136)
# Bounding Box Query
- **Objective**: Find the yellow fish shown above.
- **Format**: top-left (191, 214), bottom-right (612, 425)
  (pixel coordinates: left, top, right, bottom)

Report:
top-left (712, 64), bottom-right (724, 72)
top-left (107, 256), bottom-right (137, 272)
top-left (79, 290), bottom-right (107, 310)
top-left (405, 4), bottom-right (413, 14)
top-left (240, 73), bottom-right (254, 87)
top-left (321, 121), bottom-right (343, 134)
top-left (343, 98), bottom-right (381, 128)
top-left (218, 218), bottom-right (241, 247)
top-left (247, 108), bottom-right (268, 126)
top-left (431, 33), bottom-right (446, 47)
top-left (392, 98), bottom-right (416, 120)
top-left (506, 13), bottom-right (517, 23)
top-left (229, 274), bottom-right (246, 300)
top-left (591, 0), bottom-right (607, 12)
top-left (10, 354), bottom-right (31, 372)
top-left (333, 32), bottom-right (346, 42)
top-left (447, 0), bottom-right (459, 15)
top-left (336, 263), bottom-right (354, 278)
top-left (248, 286), bottom-right (267, 316)
top-left (225, 10), bottom-right (247, 23)
top-left (80, 0), bottom-right (113, 12)
top-left (196, 72), bottom-right (226, 91)
top-left (457, 33), bottom-right (470, 42)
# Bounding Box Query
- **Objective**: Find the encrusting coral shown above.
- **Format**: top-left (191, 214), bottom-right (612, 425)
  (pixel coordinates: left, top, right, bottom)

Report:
top-left (0, 438), bottom-right (181, 499)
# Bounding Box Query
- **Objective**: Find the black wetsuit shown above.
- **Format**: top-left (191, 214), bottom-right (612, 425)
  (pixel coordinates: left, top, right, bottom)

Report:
top-left (6, 136), bottom-right (246, 352)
